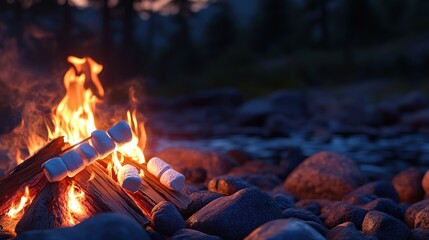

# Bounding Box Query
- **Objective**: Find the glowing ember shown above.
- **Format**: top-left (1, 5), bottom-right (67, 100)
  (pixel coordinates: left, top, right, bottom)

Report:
top-left (7, 186), bottom-right (33, 219)
top-left (66, 181), bottom-right (87, 225)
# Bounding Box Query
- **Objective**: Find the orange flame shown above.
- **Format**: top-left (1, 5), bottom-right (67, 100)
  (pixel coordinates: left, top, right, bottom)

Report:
top-left (7, 186), bottom-right (33, 219)
top-left (66, 181), bottom-right (87, 225)
top-left (48, 56), bottom-right (104, 144)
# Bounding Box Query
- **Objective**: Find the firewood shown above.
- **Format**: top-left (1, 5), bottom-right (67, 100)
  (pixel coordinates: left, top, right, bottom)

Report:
top-left (0, 137), bottom-right (66, 206)
top-left (15, 178), bottom-right (72, 232)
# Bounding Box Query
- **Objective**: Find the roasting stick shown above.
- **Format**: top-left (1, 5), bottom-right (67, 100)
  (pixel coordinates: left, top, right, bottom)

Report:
top-left (61, 136), bottom-right (92, 154)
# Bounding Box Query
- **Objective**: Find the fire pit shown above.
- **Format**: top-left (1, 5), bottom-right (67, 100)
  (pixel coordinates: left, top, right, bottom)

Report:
top-left (0, 56), bottom-right (190, 237)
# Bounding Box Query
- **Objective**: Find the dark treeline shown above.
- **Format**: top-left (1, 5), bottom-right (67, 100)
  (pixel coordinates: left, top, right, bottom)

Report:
top-left (1, 0), bottom-right (429, 96)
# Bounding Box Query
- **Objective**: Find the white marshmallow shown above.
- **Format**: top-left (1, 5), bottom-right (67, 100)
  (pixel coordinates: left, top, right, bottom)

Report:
top-left (147, 157), bottom-right (171, 178)
top-left (107, 121), bottom-right (133, 146)
top-left (117, 164), bottom-right (142, 193)
top-left (61, 150), bottom-right (85, 177)
top-left (160, 168), bottom-right (185, 192)
top-left (90, 130), bottom-right (116, 158)
top-left (75, 142), bottom-right (99, 165)
top-left (42, 157), bottom-right (68, 182)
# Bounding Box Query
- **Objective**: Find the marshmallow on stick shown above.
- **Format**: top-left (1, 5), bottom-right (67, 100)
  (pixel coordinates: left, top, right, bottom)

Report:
top-left (61, 150), bottom-right (85, 177)
top-left (90, 130), bottom-right (116, 159)
top-left (42, 157), bottom-right (68, 182)
top-left (160, 168), bottom-right (185, 192)
top-left (75, 142), bottom-right (99, 165)
top-left (108, 120), bottom-right (133, 146)
top-left (118, 164), bottom-right (142, 193)
top-left (147, 157), bottom-right (171, 178)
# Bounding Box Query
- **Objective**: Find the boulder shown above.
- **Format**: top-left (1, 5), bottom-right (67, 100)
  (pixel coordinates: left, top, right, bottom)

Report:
top-left (285, 151), bottom-right (367, 200)
top-left (187, 188), bottom-right (282, 239)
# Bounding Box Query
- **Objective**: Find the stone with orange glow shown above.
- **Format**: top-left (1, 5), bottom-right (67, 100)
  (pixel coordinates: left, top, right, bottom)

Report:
top-left (61, 150), bottom-right (85, 177)
top-left (107, 120), bottom-right (133, 145)
top-left (90, 130), bottom-right (116, 158)
top-left (160, 168), bottom-right (185, 192)
top-left (148, 157), bottom-right (171, 178)
top-left (42, 157), bottom-right (68, 182)
top-left (118, 164), bottom-right (142, 193)
top-left (75, 142), bottom-right (99, 165)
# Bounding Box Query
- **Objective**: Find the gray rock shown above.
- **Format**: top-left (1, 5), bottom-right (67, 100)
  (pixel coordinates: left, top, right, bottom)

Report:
top-left (326, 222), bottom-right (375, 240)
top-left (187, 188), bottom-right (282, 240)
top-left (180, 191), bottom-right (223, 219)
top-left (285, 151), bottom-right (367, 200)
top-left (15, 213), bottom-right (149, 240)
top-left (362, 210), bottom-right (410, 240)
top-left (207, 176), bottom-right (252, 195)
top-left (169, 229), bottom-right (221, 240)
top-left (392, 167), bottom-right (424, 204)
top-left (244, 219), bottom-right (324, 240)
top-left (151, 201), bottom-right (185, 236)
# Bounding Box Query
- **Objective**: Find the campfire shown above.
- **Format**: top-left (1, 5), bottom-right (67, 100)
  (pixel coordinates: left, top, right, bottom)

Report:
top-left (0, 56), bottom-right (190, 237)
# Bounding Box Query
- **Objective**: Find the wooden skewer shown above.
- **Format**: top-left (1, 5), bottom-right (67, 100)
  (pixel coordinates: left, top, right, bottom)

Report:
top-left (60, 136), bottom-right (92, 154)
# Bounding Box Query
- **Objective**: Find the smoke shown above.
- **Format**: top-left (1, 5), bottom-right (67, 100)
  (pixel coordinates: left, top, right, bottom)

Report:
top-left (0, 37), bottom-right (64, 171)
